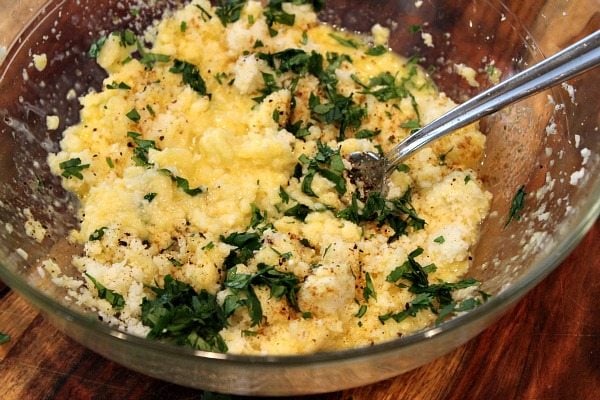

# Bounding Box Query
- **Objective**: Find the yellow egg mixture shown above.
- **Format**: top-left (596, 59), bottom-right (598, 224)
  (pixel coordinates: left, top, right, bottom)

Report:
top-left (47, 0), bottom-right (491, 355)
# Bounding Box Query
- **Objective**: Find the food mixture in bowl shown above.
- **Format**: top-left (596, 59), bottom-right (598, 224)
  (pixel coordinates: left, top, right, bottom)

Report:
top-left (45, 0), bottom-right (491, 355)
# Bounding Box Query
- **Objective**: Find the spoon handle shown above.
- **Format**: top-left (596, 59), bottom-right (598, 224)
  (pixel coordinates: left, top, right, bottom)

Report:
top-left (384, 30), bottom-right (600, 172)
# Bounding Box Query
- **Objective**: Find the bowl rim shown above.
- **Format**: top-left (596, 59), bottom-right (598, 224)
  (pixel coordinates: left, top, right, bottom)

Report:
top-left (0, 0), bottom-right (599, 369)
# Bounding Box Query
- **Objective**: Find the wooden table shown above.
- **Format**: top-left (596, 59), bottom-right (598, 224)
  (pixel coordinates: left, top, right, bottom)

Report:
top-left (0, 222), bottom-right (597, 399)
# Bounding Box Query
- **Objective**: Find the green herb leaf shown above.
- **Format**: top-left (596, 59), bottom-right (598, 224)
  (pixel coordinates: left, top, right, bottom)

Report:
top-left (89, 227), bottom-right (108, 241)
top-left (141, 275), bottom-right (228, 352)
top-left (195, 4), bottom-right (213, 21)
top-left (106, 81), bottom-right (131, 90)
top-left (106, 157), bottom-right (115, 168)
top-left (159, 169), bottom-right (203, 196)
top-left (115, 29), bottom-right (137, 47)
top-left (365, 45), bottom-right (387, 56)
top-left (59, 158), bottom-right (90, 179)
top-left (249, 204), bottom-right (267, 228)
top-left (396, 163), bottom-right (410, 173)
top-left (143, 192), bottom-right (157, 203)
top-left (180, 21), bottom-right (188, 32)
top-left (506, 185), bottom-right (526, 227)
top-left (338, 189), bottom-right (425, 241)
top-left (0, 332), bottom-right (11, 344)
top-left (284, 203), bottom-right (311, 222)
top-left (329, 33), bottom-right (360, 48)
top-left (126, 108), bottom-right (141, 122)
top-left (363, 272), bottom-right (377, 301)
top-left (355, 129), bottom-right (380, 139)
top-left (170, 59), bottom-right (209, 96)
top-left (355, 304), bottom-right (367, 318)
top-left (433, 236), bottom-right (445, 244)
top-left (278, 186), bottom-right (290, 203)
top-left (221, 231), bottom-right (262, 269)
top-left (127, 131), bottom-right (158, 167)
top-left (85, 273), bottom-right (125, 310)
top-left (215, 0), bottom-right (246, 26)
top-left (168, 258), bottom-right (184, 267)
top-left (88, 36), bottom-right (107, 58)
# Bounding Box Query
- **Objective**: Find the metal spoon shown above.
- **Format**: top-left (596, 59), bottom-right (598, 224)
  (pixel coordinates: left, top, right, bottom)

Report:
top-left (349, 30), bottom-right (600, 194)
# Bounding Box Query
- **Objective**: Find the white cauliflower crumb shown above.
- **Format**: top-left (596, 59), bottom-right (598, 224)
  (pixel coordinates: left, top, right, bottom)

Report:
top-left (33, 53), bottom-right (48, 71)
top-left (454, 63), bottom-right (479, 87)
top-left (569, 168), bottom-right (585, 186)
top-left (421, 32), bottom-right (434, 47)
top-left (46, 115), bottom-right (60, 130)
top-left (371, 24), bottom-right (390, 45)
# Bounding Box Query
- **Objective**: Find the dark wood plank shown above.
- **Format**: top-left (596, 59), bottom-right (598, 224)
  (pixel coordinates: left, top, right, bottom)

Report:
top-left (0, 223), bottom-right (597, 400)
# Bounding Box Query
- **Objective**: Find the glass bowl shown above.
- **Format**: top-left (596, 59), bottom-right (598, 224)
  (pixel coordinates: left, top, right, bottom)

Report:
top-left (0, 0), bottom-right (598, 396)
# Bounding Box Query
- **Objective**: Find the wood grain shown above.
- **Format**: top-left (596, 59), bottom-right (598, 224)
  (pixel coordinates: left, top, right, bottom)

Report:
top-left (0, 223), bottom-right (597, 400)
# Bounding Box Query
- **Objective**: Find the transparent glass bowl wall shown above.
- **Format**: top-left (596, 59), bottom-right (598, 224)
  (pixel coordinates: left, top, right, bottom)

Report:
top-left (0, 0), bottom-right (598, 396)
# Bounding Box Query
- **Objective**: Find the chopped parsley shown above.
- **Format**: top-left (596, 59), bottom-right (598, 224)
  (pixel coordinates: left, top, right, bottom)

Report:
top-left (106, 81), bottom-right (131, 90)
top-left (85, 273), bottom-right (125, 310)
top-left (264, 0), bottom-right (296, 36)
top-left (309, 91), bottom-right (366, 141)
top-left (127, 132), bottom-right (158, 167)
top-left (116, 29), bottom-right (137, 47)
top-left (363, 272), bottom-right (377, 301)
top-left (126, 108), bottom-right (141, 122)
top-left (144, 192), bottom-right (157, 202)
top-left (298, 141), bottom-right (347, 196)
top-left (138, 51), bottom-right (171, 70)
top-left (284, 203), bottom-right (311, 222)
top-left (400, 119), bottom-right (420, 132)
top-left (337, 189), bottom-right (425, 242)
top-left (215, 0), bottom-right (246, 26)
top-left (380, 247), bottom-right (486, 324)
top-left (158, 169), bottom-right (203, 196)
top-left (202, 241), bottom-right (215, 250)
top-left (433, 235), bottom-right (445, 244)
top-left (409, 24), bottom-right (422, 33)
top-left (195, 4), bottom-right (213, 21)
top-left (223, 263), bottom-right (301, 325)
top-left (355, 129), bottom-right (380, 139)
top-left (221, 231), bottom-right (262, 269)
top-left (355, 304), bottom-right (367, 318)
top-left (249, 204), bottom-right (267, 228)
top-left (464, 175), bottom-right (472, 184)
top-left (145, 104), bottom-right (156, 116)
top-left (89, 227), bottom-right (108, 241)
top-left (105, 157), bottom-right (115, 168)
top-left (365, 45), bottom-right (387, 56)
top-left (180, 21), bottom-right (187, 32)
top-left (396, 163), bottom-right (410, 173)
top-left (141, 275), bottom-right (228, 352)
top-left (0, 332), bottom-right (10, 344)
top-left (170, 59), bottom-right (209, 97)
top-left (278, 186), bottom-right (290, 203)
top-left (59, 158), bottom-right (89, 179)
top-left (88, 36), bottom-right (107, 58)
top-left (329, 32), bottom-right (360, 48)
top-left (169, 258), bottom-right (184, 267)
top-left (506, 185), bottom-right (526, 227)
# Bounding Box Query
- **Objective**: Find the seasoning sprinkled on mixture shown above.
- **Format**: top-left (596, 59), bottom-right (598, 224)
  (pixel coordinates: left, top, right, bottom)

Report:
top-left (47, 0), bottom-right (491, 355)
